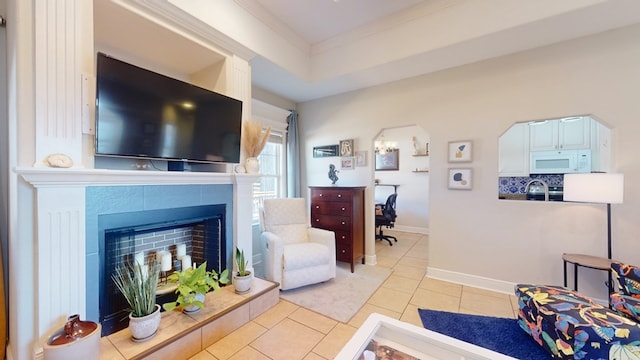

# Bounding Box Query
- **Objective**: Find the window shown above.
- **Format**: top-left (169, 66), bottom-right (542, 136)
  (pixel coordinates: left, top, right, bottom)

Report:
top-left (252, 131), bottom-right (286, 223)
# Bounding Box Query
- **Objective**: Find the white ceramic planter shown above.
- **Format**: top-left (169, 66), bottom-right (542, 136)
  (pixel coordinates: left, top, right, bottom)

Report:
top-left (129, 304), bottom-right (161, 342)
top-left (183, 292), bottom-right (206, 314)
top-left (245, 157), bottom-right (260, 173)
top-left (234, 272), bottom-right (252, 294)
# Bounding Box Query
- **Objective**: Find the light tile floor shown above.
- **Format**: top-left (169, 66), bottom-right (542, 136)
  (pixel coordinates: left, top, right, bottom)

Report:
top-left (191, 231), bottom-right (519, 360)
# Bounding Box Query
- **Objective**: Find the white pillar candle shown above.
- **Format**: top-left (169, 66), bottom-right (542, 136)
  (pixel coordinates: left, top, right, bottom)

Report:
top-left (140, 265), bottom-right (149, 281)
top-left (161, 252), bottom-right (172, 272)
top-left (176, 244), bottom-right (186, 260)
top-left (181, 255), bottom-right (191, 271)
top-left (134, 251), bottom-right (144, 267)
top-left (156, 250), bottom-right (166, 263)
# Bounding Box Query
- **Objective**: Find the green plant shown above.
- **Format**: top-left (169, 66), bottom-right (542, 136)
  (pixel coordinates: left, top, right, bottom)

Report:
top-left (162, 262), bottom-right (229, 312)
top-left (235, 248), bottom-right (250, 277)
top-left (111, 261), bottom-right (160, 318)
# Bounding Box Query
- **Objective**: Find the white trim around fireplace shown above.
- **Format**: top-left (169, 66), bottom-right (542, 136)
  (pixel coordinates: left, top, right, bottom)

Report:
top-left (15, 167), bottom-right (259, 357)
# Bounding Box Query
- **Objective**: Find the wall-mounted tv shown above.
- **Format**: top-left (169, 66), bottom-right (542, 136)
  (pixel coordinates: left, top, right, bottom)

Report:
top-left (95, 52), bottom-right (242, 165)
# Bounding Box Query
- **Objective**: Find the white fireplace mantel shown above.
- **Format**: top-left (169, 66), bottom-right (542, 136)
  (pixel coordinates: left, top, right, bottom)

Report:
top-left (16, 167), bottom-right (259, 187)
top-left (14, 167), bottom-right (258, 357)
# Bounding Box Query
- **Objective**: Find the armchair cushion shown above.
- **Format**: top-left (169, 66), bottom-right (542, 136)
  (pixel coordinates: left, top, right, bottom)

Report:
top-left (263, 198), bottom-right (309, 245)
top-left (611, 292), bottom-right (640, 323)
top-left (283, 243), bottom-right (331, 271)
top-left (611, 262), bottom-right (640, 323)
top-left (268, 224), bottom-right (309, 246)
top-left (611, 262), bottom-right (640, 297)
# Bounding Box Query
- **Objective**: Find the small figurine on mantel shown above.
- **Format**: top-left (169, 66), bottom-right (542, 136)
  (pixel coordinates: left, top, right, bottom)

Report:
top-left (328, 164), bottom-right (339, 184)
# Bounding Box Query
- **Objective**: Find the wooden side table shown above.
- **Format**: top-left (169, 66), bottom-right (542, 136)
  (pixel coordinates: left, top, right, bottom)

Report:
top-left (562, 253), bottom-right (615, 295)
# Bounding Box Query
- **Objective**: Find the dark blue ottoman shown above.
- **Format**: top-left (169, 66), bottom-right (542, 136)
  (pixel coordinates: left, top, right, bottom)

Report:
top-left (516, 284), bottom-right (640, 359)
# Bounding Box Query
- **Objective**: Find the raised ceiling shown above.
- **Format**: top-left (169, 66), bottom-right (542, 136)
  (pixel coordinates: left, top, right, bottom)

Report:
top-left (237, 0), bottom-right (427, 44)
top-left (238, 0), bottom-right (640, 102)
top-left (98, 0), bottom-right (640, 103)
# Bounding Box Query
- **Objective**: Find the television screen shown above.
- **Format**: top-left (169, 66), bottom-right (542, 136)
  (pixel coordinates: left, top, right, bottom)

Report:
top-left (95, 53), bottom-right (242, 164)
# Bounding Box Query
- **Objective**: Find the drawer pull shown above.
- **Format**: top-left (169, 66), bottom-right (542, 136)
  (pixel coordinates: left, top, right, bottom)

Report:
top-left (319, 193), bottom-right (323, 197)
top-left (341, 221), bottom-right (345, 225)
top-left (315, 219), bottom-right (319, 222)
top-left (341, 207), bottom-right (345, 211)
top-left (341, 250), bottom-right (346, 253)
top-left (315, 205), bottom-right (319, 209)
top-left (341, 235), bottom-right (346, 239)
top-left (337, 194), bottom-right (342, 198)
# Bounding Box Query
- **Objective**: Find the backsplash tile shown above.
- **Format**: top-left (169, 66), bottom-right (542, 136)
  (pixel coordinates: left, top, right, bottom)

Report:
top-left (499, 174), bottom-right (564, 194)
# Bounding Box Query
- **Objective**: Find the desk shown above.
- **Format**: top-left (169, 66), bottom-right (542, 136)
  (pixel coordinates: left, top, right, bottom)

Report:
top-left (375, 183), bottom-right (399, 193)
top-left (374, 184), bottom-right (398, 214)
top-left (562, 253), bottom-right (615, 295)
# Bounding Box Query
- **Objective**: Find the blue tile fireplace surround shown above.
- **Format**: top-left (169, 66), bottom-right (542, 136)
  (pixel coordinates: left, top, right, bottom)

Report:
top-left (85, 184), bottom-right (234, 332)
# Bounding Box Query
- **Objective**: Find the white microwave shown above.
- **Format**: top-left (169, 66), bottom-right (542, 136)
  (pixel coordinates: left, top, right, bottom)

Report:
top-left (530, 149), bottom-right (591, 174)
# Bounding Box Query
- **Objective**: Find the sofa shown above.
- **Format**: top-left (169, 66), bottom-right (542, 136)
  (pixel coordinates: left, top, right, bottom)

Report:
top-left (516, 283), bottom-right (640, 359)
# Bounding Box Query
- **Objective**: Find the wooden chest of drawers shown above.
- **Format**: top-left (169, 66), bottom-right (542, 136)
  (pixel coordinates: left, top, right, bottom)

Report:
top-left (309, 186), bottom-right (366, 272)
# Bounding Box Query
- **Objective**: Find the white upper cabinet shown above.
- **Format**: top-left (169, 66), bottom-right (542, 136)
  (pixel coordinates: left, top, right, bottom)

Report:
top-left (499, 123), bottom-right (530, 176)
top-left (558, 117), bottom-right (591, 150)
top-left (529, 120), bottom-right (559, 151)
top-left (530, 117), bottom-right (590, 151)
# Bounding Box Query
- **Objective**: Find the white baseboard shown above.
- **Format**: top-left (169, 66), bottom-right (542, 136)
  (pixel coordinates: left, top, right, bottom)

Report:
top-left (35, 347), bottom-right (43, 360)
top-left (5, 343), bottom-right (43, 360)
top-left (426, 267), bottom-right (516, 295)
top-left (391, 225), bottom-right (428, 234)
top-left (364, 254), bottom-right (377, 266)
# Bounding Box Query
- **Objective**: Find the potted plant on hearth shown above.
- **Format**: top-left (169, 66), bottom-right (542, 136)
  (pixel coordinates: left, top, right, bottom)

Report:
top-left (111, 260), bottom-right (161, 342)
top-left (233, 248), bottom-right (252, 294)
top-left (241, 119), bottom-right (271, 173)
top-left (162, 262), bottom-right (229, 314)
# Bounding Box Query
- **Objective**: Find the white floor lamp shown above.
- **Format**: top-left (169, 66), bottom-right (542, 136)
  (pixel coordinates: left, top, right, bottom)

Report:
top-left (564, 173), bottom-right (624, 293)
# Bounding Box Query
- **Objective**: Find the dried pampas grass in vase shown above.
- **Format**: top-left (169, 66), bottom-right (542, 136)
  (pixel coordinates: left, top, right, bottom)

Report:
top-left (241, 119), bottom-right (271, 173)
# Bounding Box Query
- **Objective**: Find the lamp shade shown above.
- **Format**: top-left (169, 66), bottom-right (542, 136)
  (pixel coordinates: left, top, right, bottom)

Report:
top-left (564, 173), bottom-right (624, 204)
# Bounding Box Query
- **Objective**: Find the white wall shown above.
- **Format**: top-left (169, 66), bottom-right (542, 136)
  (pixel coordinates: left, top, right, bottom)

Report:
top-left (298, 23), bottom-right (640, 300)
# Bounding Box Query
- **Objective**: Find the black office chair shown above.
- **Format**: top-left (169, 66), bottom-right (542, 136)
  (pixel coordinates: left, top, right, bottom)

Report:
top-left (375, 193), bottom-right (398, 246)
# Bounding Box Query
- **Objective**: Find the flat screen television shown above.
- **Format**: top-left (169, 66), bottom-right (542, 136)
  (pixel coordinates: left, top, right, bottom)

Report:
top-left (95, 52), bottom-right (242, 165)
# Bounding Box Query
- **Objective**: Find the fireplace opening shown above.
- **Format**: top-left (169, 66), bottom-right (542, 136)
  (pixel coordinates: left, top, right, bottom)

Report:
top-left (99, 204), bottom-right (227, 336)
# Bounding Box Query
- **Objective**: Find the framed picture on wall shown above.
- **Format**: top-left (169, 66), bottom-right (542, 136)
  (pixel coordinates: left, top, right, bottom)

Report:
top-left (375, 149), bottom-right (399, 171)
top-left (313, 144), bottom-right (339, 158)
top-left (448, 140), bottom-right (472, 162)
top-left (341, 157), bottom-right (355, 170)
top-left (448, 168), bottom-right (473, 190)
top-left (355, 151), bottom-right (367, 167)
top-left (339, 139), bottom-right (354, 157)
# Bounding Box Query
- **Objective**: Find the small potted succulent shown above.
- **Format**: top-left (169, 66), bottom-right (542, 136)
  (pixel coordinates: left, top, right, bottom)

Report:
top-left (162, 261), bottom-right (229, 314)
top-left (111, 260), bottom-right (161, 341)
top-left (233, 248), bottom-right (252, 294)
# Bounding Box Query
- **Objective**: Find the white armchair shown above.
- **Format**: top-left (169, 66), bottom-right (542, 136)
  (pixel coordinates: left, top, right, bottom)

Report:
top-left (260, 198), bottom-right (336, 290)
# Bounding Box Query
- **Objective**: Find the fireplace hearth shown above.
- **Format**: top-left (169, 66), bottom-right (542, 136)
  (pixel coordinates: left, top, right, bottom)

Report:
top-left (99, 204), bottom-right (227, 336)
